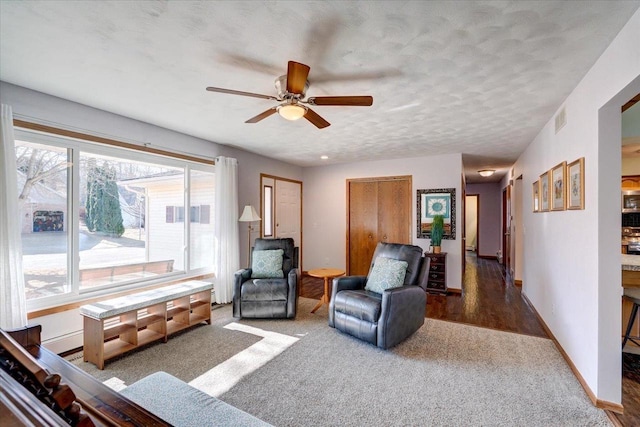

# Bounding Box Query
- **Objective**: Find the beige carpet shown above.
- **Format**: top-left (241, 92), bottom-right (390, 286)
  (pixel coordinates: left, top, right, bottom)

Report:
top-left (70, 298), bottom-right (610, 426)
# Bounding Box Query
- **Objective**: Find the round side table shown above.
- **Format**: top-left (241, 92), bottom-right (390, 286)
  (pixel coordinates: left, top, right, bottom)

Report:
top-left (308, 268), bottom-right (345, 314)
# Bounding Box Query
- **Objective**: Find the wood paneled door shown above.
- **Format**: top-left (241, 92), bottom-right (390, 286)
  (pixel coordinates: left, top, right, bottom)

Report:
top-left (261, 174), bottom-right (302, 268)
top-left (347, 176), bottom-right (412, 275)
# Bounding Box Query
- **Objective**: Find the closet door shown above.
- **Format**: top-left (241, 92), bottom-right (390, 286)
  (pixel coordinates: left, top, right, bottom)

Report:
top-left (377, 179), bottom-right (411, 245)
top-left (347, 176), bottom-right (412, 275)
top-left (348, 181), bottom-right (379, 275)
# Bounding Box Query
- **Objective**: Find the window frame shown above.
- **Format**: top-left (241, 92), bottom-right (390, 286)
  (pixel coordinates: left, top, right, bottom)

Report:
top-left (15, 127), bottom-right (215, 311)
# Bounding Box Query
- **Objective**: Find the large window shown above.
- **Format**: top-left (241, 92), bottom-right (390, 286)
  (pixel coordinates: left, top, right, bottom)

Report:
top-left (17, 140), bottom-right (69, 300)
top-left (15, 129), bottom-right (215, 305)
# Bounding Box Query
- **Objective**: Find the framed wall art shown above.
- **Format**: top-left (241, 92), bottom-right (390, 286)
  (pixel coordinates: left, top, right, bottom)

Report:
top-left (417, 188), bottom-right (456, 239)
top-left (567, 157), bottom-right (585, 210)
top-left (532, 180), bottom-right (540, 212)
top-left (551, 161), bottom-right (567, 211)
top-left (539, 171), bottom-right (550, 212)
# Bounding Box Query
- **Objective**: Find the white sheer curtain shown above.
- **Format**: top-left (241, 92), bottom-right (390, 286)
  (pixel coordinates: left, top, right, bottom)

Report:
top-left (0, 104), bottom-right (28, 329)
top-left (213, 156), bottom-right (240, 304)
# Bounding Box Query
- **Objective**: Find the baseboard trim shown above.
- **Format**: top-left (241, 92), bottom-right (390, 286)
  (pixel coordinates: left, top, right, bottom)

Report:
top-left (521, 292), bottom-right (624, 415)
top-left (477, 255), bottom-right (498, 260)
top-left (447, 288), bottom-right (462, 294)
top-left (514, 279), bottom-right (522, 287)
top-left (42, 331), bottom-right (83, 355)
top-left (599, 399), bottom-right (624, 414)
top-left (606, 409), bottom-right (624, 426)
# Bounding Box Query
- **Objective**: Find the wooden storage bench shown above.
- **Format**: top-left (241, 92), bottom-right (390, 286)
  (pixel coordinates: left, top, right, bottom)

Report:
top-left (80, 280), bottom-right (213, 369)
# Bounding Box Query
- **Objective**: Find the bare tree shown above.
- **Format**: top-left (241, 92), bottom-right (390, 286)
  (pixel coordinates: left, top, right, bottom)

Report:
top-left (15, 145), bottom-right (69, 207)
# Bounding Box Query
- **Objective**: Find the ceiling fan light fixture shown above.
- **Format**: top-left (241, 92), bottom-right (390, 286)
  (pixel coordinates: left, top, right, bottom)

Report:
top-left (478, 169), bottom-right (496, 177)
top-left (277, 104), bottom-right (306, 121)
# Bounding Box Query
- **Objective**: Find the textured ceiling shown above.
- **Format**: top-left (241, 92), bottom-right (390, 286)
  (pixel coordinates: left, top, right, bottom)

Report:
top-left (1, 1), bottom-right (638, 183)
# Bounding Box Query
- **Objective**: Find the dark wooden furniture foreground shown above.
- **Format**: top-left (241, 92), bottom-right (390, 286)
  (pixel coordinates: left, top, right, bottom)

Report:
top-left (0, 325), bottom-right (170, 426)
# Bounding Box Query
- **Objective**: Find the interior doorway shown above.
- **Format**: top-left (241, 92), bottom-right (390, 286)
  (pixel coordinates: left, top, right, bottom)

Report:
top-left (260, 174), bottom-right (303, 269)
top-left (617, 92), bottom-right (640, 425)
top-left (465, 194), bottom-right (479, 255)
top-left (502, 185), bottom-right (511, 272)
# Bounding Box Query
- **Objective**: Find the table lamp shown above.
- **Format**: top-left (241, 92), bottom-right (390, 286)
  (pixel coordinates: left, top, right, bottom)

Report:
top-left (238, 205), bottom-right (261, 267)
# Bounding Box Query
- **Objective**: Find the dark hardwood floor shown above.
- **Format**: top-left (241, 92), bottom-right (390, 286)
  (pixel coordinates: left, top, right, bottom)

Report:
top-left (300, 251), bottom-right (639, 426)
top-left (300, 252), bottom-right (546, 336)
top-left (620, 352), bottom-right (640, 426)
top-left (426, 253), bottom-right (546, 337)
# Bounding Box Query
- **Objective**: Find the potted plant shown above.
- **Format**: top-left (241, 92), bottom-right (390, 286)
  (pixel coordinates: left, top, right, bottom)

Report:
top-left (430, 214), bottom-right (444, 253)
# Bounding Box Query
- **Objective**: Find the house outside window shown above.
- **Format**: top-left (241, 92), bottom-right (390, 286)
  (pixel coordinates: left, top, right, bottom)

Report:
top-left (14, 129), bottom-right (215, 306)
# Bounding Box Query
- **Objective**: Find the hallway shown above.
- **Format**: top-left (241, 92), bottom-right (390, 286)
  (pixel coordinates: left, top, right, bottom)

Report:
top-left (426, 253), bottom-right (547, 337)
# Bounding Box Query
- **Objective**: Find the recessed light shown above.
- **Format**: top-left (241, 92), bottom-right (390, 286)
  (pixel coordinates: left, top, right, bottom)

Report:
top-left (320, 155), bottom-right (329, 160)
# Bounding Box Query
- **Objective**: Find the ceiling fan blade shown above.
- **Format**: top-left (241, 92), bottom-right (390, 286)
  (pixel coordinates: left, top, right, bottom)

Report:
top-left (304, 107), bottom-right (330, 129)
top-left (245, 107), bottom-right (278, 123)
top-left (306, 96), bottom-right (373, 106)
top-left (206, 86), bottom-right (278, 101)
top-left (287, 61), bottom-right (311, 94)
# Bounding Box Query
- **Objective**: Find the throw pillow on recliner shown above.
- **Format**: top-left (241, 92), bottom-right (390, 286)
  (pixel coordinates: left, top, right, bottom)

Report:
top-left (364, 256), bottom-right (408, 294)
top-left (251, 249), bottom-right (284, 278)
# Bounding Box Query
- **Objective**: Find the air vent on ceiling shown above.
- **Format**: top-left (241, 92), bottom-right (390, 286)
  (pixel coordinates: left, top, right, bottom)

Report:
top-left (555, 106), bottom-right (567, 134)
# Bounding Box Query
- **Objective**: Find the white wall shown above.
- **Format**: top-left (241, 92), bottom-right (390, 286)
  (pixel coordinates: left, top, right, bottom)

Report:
top-left (464, 195), bottom-right (477, 251)
top-left (513, 10), bottom-right (640, 405)
top-left (1, 82), bottom-right (303, 351)
top-left (303, 153), bottom-right (463, 290)
top-left (465, 183), bottom-right (501, 258)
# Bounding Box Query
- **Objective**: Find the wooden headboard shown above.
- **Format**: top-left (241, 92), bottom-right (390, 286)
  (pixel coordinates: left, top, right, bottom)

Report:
top-left (0, 325), bottom-right (170, 426)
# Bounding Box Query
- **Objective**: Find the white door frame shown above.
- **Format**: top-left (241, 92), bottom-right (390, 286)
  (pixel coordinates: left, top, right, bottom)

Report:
top-left (260, 174), bottom-right (303, 270)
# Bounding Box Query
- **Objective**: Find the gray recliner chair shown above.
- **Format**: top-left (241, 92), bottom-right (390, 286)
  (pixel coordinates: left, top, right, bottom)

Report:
top-left (328, 242), bottom-right (427, 349)
top-left (233, 238), bottom-right (298, 319)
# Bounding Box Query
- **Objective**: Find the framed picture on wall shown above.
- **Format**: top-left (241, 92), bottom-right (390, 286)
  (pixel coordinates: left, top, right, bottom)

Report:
top-left (540, 171), bottom-right (550, 212)
top-left (551, 161), bottom-right (567, 211)
top-left (417, 188), bottom-right (456, 239)
top-left (567, 157), bottom-right (585, 210)
top-left (532, 180), bottom-right (540, 212)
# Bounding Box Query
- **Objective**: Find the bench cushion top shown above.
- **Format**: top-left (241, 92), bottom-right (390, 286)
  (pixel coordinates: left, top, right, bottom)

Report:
top-left (80, 281), bottom-right (213, 319)
top-left (121, 371), bottom-right (272, 427)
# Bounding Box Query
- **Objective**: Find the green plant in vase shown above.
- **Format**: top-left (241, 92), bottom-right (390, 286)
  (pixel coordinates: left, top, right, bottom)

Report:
top-left (430, 214), bottom-right (444, 253)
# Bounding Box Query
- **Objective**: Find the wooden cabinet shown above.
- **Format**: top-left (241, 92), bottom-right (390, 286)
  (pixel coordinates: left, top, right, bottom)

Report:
top-left (82, 282), bottom-right (212, 369)
top-left (347, 176), bottom-right (412, 275)
top-left (622, 175), bottom-right (640, 188)
top-left (424, 252), bottom-right (447, 294)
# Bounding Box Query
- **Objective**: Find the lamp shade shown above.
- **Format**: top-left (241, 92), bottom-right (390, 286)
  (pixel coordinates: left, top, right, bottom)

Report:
top-left (277, 104), bottom-right (306, 121)
top-left (478, 169), bottom-right (495, 177)
top-left (239, 205), bottom-right (261, 222)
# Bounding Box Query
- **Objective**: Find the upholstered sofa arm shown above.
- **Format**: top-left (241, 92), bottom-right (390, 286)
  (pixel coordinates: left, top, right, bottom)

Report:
top-left (286, 268), bottom-right (298, 318)
top-left (377, 285), bottom-right (426, 349)
top-left (233, 268), bottom-right (252, 317)
top-left (328, 276), bottom-right (366, 327)
top-left (332, 276), bottom-right (366, 295)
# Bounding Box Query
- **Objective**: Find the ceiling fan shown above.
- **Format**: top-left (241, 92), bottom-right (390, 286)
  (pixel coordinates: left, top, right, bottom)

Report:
top-left (206, 61), bottom-right (373, 129)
